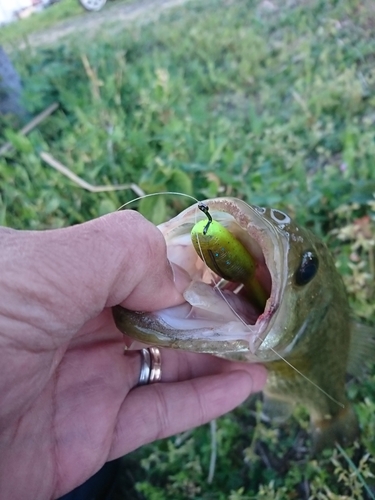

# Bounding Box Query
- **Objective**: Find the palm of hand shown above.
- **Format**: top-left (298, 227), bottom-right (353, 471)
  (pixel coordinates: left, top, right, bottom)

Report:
top-left (2, 310), bottom-right (133, 499)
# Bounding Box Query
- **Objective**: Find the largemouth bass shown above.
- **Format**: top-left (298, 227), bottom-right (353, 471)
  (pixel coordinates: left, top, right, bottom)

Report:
top-left (113, 197), bottom-right (372, 451)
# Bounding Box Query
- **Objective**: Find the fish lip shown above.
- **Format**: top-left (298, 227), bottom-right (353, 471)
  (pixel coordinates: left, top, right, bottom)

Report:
top-left (157, 197), bottom-right (289, 354)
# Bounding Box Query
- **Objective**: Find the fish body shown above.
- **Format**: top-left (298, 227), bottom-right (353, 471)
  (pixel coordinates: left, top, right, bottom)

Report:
top-left (113, 197), bottom-right (368, 450)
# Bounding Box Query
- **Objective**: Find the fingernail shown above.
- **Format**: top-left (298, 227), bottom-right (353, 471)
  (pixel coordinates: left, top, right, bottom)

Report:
top-left (170, 262), bottom-right (191, 294)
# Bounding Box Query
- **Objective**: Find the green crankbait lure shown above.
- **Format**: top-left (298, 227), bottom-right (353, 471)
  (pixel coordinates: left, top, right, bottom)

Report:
top-left (191, 203), bottom-right (267, 310)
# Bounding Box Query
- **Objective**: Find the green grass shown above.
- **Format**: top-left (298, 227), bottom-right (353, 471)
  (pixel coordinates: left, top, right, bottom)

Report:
top-left (1, 0), bottom-right (375, 498)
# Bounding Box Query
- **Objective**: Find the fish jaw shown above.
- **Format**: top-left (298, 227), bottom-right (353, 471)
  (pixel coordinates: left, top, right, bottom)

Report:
top-left (113, 197), bottom-right (292, 358)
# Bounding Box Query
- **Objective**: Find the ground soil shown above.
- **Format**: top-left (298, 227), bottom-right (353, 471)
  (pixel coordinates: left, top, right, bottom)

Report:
top-left (22, 0), bottom-right (191, 48)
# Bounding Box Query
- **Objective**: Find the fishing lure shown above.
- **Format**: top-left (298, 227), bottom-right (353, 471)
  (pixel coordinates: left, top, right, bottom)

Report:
top-left (191, 203), bottom-right (268, 310)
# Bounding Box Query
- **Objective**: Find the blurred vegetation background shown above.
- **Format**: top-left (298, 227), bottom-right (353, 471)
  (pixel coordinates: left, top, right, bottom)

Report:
top-left (1, 0), bottom-right (375, 498)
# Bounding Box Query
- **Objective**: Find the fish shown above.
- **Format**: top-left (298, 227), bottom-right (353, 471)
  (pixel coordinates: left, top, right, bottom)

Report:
top-left (113, 197), bottom-right (374, 452)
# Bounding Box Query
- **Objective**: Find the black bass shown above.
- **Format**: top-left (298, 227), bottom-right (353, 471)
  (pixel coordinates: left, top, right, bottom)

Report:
top-left (113, 197), bottom-right (372, 451)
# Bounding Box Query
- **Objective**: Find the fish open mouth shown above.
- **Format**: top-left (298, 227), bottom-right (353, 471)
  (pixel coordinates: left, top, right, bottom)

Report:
top-left (113, 198), bottom-right (289, 356)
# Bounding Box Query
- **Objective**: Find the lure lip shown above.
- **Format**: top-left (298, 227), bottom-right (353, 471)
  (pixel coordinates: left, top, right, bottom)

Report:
top-left (113, 197), bottom-right (291, 358)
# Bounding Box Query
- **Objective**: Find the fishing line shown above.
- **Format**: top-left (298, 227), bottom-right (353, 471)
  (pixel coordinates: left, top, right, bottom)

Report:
top-left (211, 285), bottom-right (345, 408)
top-left (194, 201), bottom-right (345, 409)
top-left (119, 191), bottom-right (344, 408)
top-left (208, 265), bottom-right (345, 408)
top-left (117, 191), bottom-right (200, 211)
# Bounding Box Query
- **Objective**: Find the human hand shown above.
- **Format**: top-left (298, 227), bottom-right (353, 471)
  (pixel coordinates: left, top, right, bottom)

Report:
top-left (0, 211), bottom-right (267, 499)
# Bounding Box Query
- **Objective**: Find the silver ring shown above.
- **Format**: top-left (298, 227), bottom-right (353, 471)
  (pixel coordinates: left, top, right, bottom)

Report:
top-left (138, 347), bottom-right (162, 386)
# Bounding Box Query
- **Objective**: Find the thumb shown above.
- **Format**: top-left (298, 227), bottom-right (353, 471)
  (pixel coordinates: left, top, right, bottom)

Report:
top-left (0, 211), bottom-right (183, 339)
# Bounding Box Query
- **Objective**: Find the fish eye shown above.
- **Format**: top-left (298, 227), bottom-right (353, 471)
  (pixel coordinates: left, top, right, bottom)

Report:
top-left (295, 251), bottom-right (319, 286)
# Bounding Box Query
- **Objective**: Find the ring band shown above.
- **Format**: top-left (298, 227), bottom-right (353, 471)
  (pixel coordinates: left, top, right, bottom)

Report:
top-left (138, 347), bottom-right (162, 386)
top-left (138, 348), bottom-right (151, 385)
top-left (148, 347), bottom-right (162, 384)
